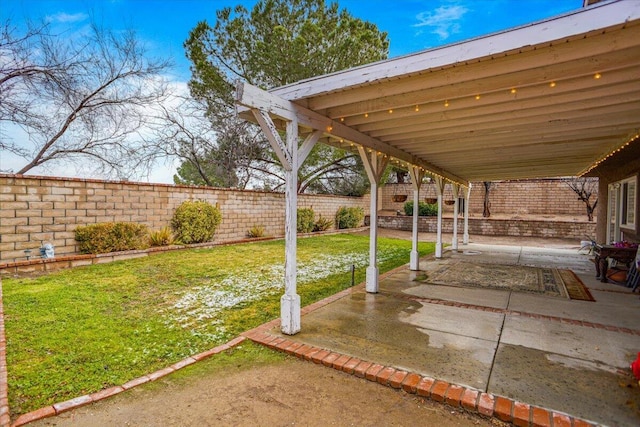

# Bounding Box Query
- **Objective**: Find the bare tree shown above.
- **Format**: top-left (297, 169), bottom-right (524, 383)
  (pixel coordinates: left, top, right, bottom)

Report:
top-left (146, 95), bottom-right (268, 188)
top-left (483, 181), bottom-right (492, 217)
top-left (0, 20), bottom-right (171, 178)
top-left (564, 177), bottom-right (598, 221)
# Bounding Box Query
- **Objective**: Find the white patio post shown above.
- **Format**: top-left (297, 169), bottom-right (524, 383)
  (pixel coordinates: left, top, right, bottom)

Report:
top-left (463, 184), bottom-right (472, 245)
top-left (434, 176), bottom-right (445, 258)
top-left (251, 108), bottom-right (320, 335)
top-left (409, 166), bottom-right (425, 270)
top-left (452, 184), bottom-right (460, 252)
top-left (358, 147), bottom-right (389, 293)
top-left (281, 118), bottom-right (300, 335)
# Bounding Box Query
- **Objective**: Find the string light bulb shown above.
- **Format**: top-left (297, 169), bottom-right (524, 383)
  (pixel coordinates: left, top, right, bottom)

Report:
top-left (475, 95), bottom-right (481, 100)
top-left (444, 100), bottom-right (449, 107)
top-left (388, 109), bottom-right (393, 114)
top-left (510, 88), bottom-right (517, 94)
top-left (549, 81), bottom-right (556, 88)
top-left (594, 73), bottom-right (602, 79)
top-left (364, 113), bottom-right (369, 118)
top-left (415, 105), bottom-right (420, 112)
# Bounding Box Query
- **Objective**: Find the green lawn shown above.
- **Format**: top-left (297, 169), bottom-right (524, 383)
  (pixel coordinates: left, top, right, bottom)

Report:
top-left (2, 233), bottom-right (434, 416)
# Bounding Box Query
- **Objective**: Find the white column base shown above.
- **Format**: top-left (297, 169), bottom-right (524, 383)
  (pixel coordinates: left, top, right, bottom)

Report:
top-left (410, 250), bottom-right (420, 270)
top-left (280, 293), bottom-right (301, 335)
top-left (463, 233), bottom-right (470, 245)
top-left (435, 242), bottom-right (443, 258)
top-left (366, 266), bottom-right (379, 293)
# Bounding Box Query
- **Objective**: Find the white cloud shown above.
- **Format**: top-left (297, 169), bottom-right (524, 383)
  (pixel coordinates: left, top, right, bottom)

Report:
top-left (45, 12), bottom-right (89, 24)
top-left (414, 4), bottom-right (469, 40)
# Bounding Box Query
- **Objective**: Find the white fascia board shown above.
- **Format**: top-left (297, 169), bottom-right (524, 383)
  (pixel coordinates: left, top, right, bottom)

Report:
top-left (271, 0), bottom-right (640, 101)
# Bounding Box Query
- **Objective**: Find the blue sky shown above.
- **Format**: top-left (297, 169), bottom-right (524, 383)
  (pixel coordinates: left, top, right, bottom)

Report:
top-left (1, 0), bottom-right (585, 182)
top-left (3, 0), bottom-right (583, 82)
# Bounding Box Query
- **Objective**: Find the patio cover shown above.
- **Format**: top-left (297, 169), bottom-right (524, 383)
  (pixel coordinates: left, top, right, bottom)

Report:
top-left (235, 0), bottom-right (640, 334)
top-left (237, 0), bottom-right (640, 184)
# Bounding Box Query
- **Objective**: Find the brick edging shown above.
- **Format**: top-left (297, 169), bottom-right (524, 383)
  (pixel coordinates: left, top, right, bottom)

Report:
top-left (0, 283), bottom-right (10, 427)
top-left (9, 337), bottom-right (248, 427)
top-left (243, 329), bottom-right (598, 427)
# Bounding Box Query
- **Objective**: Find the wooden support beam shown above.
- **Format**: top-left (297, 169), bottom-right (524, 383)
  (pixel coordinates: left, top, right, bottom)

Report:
top-left (252, 109), bottom-right (292, 171)
top-left (357, 146), bottom-right (389, 293)
top-left (434, 177), bottom-right (445, 258)
top-left (236, 80), bottom-right (468, 187)
top-left (409, 166), bottom-right (426, 271)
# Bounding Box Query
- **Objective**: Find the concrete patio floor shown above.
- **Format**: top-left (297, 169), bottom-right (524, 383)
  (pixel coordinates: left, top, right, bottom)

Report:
top-left (261, 233), bottom-right (640, 426)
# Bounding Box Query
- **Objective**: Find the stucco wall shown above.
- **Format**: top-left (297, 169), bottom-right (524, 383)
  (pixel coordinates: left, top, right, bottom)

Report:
top-left (0, 174), bottom-right (369, 263)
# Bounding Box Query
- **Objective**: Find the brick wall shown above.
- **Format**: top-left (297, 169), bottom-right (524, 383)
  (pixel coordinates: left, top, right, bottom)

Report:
top-left (374, 215), bottom-right (595, 240)
top-left (381, 179), bottom-right (596, 218)
top-left (0, 174), bottom-right (369, 263)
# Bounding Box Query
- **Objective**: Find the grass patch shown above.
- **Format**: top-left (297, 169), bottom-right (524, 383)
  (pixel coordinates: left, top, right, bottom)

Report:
top-left (2, 233), bottom-right (434, 416)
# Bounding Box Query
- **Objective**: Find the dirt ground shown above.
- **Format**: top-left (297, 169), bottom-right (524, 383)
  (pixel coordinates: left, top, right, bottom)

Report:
top-left (30, 355), bottom-right (503, 427)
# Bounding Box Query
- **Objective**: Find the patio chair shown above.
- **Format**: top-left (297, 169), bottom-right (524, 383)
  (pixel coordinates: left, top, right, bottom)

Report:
top-left (627, 248), bottom-right (640, 292)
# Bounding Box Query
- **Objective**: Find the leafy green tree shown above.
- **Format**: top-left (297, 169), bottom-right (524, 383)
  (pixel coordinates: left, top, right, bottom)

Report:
top-left (182, 0), bottom-right (389, 193)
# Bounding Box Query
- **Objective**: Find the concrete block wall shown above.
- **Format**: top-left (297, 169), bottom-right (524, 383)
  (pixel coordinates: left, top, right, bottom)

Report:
top-left (374, 215), bottom-right (595, 240)
top-left (0, 174), bottom-right (369, 263)
top-left (381, 179), bottom-right (596, 218)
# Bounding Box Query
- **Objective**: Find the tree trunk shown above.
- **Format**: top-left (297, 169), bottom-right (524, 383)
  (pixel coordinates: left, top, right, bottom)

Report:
top-left (483, 181), bottom-right (492, 217)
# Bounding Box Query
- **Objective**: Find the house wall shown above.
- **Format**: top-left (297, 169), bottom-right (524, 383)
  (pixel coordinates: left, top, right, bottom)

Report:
top-left (589, 140), bottom-right (640, 243)
top-left (0, 174), bottom-right (369, 263)
top-left (381, 178), bottom-right (596, 218)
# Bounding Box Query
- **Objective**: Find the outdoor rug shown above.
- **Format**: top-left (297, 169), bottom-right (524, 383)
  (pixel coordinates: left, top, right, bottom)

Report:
top-left (558, 269), bottom-right (595, 301)
top-left (421, 261), bottom-right (593, 301)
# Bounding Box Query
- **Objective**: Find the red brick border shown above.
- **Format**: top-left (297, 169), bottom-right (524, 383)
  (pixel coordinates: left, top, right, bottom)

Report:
top-left (0, 283), bottom-right (10, 427)
top-left (9, 336), bottom-right (248, 427)
top-left (244, 329), bottom-right (599, 427)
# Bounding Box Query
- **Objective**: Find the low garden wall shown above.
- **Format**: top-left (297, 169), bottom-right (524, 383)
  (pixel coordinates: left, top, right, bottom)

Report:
top-left (381, 178), bottom-right (595, 218)
top-left (0, 174), bottom-right (369, 263)
top-left (371, 215), bottom-right (595, 240)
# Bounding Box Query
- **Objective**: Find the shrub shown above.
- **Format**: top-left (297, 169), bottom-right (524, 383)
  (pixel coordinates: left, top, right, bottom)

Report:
top-left (297, 208), bottom-right (315, 233)
top-left (313, 215), bottom-right (334, 232)
top-left (336, 206), bottom-right (364, 229)
top-left (75, 222), bottom-right (149, 254)
top-left (247, 225), bottom-right (266, 238)
top-left (149, 226), bottom-right (175, 247)
top-left (403, 201), bottom-right (438, 216)
top-left (171, 200), bottom-right (222, 244)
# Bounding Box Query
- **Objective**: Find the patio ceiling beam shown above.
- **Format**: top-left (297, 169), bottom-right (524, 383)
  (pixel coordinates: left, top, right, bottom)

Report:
top-left (270, 2), bottom-right (640, 103)
top-left (311, 36), bottom-right (640, 113)
top-left (236, 80), bottom-right (468, 187)
top-left (322, 48), bottom-right (638, 119)
top-left (387, 110), bottom-right (639, 144)
top-left (352, 78), bottom-right (640, 132)
top-left (395, 130), bottom-right (631, 156)
top-left (370, 100), bottom-right (639, 141)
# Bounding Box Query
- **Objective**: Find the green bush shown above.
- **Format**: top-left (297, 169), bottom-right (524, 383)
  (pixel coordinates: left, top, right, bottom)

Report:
top-left (171, 200), bottom-right (222, 244)
top-left (403, 201), bottom-right (438, 216)
top-left (75, 222), bottom-right (150, 254)
top-left (149, 226), bottom-right (175, 247)
top-left (313, 215), bottom-right (334, 232)
top-left (297, 208), bottom-right (315, 233)
top-left (335, 206), bottom-right (365, 229)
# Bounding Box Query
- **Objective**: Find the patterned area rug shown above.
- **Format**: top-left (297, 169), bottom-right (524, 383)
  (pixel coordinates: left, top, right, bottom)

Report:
top-left (558, 269), bottom-right (595, 301)
top-left (422, 261), bottom-right (581, 299)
